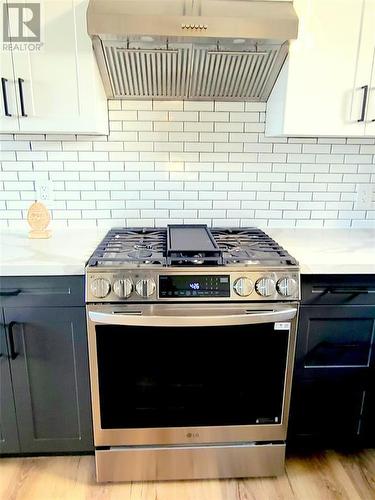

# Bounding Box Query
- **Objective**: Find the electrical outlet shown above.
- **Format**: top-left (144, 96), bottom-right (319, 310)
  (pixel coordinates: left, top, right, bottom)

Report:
top-left (36, 181), bottom-right (54, 203)
top-left (355, 184), bottom-right (375, 210)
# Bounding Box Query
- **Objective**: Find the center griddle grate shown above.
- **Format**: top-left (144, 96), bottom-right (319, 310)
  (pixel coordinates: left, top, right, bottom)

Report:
top-left (167, 224), bottom-right (223, 266)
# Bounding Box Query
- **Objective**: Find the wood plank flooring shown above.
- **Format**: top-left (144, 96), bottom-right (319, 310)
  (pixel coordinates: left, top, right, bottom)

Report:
top-left (0, 449), bottom-right (374, 500)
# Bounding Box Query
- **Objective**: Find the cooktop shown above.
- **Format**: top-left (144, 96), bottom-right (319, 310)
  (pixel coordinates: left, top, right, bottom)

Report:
top-left (87, 224), bottom-right (298, 268)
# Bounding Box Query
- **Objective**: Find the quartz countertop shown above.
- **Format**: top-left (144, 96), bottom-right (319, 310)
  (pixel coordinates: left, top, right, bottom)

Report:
top-left (0, 228), bottom-right (105, 277)
top-left (267, 229), bottom-right (375, 275)
top-left (0, 227), bottom-right (374, 277)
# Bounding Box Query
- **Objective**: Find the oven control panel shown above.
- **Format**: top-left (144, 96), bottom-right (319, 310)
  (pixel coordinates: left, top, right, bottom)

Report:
top-left (86, 268), bottom-right (300, 303)
top-left (159, 275), bottom-right (231, 298)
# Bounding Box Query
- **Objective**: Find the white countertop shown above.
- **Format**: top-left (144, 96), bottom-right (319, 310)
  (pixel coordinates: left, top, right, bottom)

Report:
top-left (267, 229), bottom-right (375, 275)
top-left (0, 228), bottom-right (104, 277)
top-left (0, 227), bottom-right (374, 277)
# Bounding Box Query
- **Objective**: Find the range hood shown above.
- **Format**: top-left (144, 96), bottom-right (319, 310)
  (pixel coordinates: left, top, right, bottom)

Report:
top-left (87, 0), bottom-right (298, 101)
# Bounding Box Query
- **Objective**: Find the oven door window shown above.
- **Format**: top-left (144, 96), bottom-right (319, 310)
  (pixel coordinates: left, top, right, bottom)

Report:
top-left (95, 323), bottom-right (289, 429)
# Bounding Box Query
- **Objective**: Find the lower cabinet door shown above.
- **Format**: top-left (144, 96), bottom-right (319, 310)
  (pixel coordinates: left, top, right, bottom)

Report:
top-left (3, 307), bottom-right (93, 454)
top-left (295, 306), bottom-right (375, 371)
top-left (361, 388), bottom-right (375, 446)
top-left (288, 379), bottom-right (365, 446)
top-left (0, 319), bottom-right (20, 454)
top-left (289, 304), bottom-right (375, 447)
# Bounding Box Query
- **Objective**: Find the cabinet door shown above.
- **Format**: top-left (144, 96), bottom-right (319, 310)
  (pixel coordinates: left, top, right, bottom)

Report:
top-left (4, 306), bottom-right (93, 453)
top-left (364, 0), bottom-right (375, 134)
top-left (12, 0), bottom-right (107, 134)
top-left (295, 306), bottom-right (375, 373)
top-left (289, 379), bottom-right (365, 445)
top-left (0, 314), bottom-right (20, 454)
top-left (361, 388), bottom-right (375, 445)
top-left (266, 0), bottom-right (368, 137)
top-left (0, 1), bottom-right (20, 132)
top-left (289, 304), bottom-right (375, 446)
top-left (13, 0), bottom-right (82, 133)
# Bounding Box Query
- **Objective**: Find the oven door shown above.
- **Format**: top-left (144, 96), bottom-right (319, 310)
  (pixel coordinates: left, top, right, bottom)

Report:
top-left (87, 303), bottom-right (298, 447)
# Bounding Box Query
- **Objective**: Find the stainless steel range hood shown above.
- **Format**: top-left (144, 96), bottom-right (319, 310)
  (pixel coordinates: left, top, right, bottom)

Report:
top-left (87, 0), bottom-right (298, 101)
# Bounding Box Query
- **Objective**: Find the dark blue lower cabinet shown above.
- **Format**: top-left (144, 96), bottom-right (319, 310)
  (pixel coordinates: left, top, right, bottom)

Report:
top-left (0, 316), bottom-right (21, 454)
top-left (362, 386), bottom-right (375, 446)
top-left (288, 275), bottom-right (375, 448)
top-left (1, 305), bottom-right (93, 455)
top-left (288, 377), bottom-right (367, 446)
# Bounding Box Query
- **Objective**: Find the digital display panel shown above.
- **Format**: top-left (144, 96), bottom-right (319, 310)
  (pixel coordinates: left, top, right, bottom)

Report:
top-left (159, 275), bottom-right (230, 298)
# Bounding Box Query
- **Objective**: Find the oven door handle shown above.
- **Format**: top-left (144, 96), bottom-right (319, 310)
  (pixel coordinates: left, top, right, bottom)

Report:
top-left (88, 308), bottom-right (298, 327)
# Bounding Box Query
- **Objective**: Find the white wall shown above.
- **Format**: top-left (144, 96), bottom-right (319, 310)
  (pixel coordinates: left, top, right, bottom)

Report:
top-left (1, 100), bottom-right (374, 229)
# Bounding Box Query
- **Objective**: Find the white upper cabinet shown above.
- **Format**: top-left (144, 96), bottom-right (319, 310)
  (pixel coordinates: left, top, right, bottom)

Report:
top-left (362, 0), bottom-right (375, 135)
top-left (266, 0), bottom-right (375, 137)
top-left (0, 0), bottom-right (108, 134)
top-left (0, 0), bottom-right (20, 132)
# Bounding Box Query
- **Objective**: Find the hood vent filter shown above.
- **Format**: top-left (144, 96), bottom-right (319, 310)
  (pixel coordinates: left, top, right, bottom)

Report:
top-left (103, 42), bottom-right (285, 100)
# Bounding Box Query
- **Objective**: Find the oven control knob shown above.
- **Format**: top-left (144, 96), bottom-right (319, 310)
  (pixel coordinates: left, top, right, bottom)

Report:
top-left (135, 278), bottom-right (156, 298)
top-left (255, 277), bottom-right (276, 297)
top-left (113, 278), bottom-right (133, 299)
top-left (233, 277), bottom-right (253, 297)
top-left (90, 278), bottom-right (111, 299)
top-left (277, 277), bottom-right (297, 297)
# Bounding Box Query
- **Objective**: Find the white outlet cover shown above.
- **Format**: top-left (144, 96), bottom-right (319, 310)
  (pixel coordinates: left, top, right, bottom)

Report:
top-left (355, 184), bottom-right (375, 210)
top-left (36, 181), bottom-right (54, 203)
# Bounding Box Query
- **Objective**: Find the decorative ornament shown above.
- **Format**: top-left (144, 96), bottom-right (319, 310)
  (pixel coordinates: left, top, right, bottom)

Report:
top-left (27, 201), bottom-right (52, 239)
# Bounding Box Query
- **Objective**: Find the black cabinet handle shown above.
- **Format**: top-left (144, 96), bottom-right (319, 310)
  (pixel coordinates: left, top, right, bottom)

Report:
top-left (328, 288), bottom-right (375, 295)
top-left (18, 78), bottom-right (27, 117)
top-left (7, 321), bottom-right (19, 360)
top-left (1, 77), bottom-right (11, 117)
top-left (0, 289), bottom-right (22, 297)
top-left (358, 85), bottom-right (368, 122)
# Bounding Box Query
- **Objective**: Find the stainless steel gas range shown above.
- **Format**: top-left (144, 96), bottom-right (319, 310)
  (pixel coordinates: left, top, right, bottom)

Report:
top-left (85, 225), bottom-right (300, 482)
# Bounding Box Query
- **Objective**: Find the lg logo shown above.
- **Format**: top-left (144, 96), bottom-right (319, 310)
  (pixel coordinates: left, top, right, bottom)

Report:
top-left (186, 432), bottom-right (200, 439)
top-left (3, 3), bottom-right (41, 42)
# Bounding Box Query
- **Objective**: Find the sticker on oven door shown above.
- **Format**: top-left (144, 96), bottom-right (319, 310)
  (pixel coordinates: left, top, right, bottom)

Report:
top-left (274, 322), bottom-right (291, 330)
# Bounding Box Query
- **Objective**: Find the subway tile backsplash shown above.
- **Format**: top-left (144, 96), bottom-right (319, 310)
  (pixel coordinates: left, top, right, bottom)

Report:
top-left (1, 101), bottom-right (374, 229)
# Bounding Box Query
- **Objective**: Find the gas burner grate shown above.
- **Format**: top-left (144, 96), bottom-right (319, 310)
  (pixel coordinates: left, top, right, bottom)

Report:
top-left (211, 228), bottom-right (298, 266)
top-left (88, 228), bottom-right (167, 267)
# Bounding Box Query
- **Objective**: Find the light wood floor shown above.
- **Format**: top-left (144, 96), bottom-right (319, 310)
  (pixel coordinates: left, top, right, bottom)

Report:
top-left (0, 449), bottom-right (374, 500)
